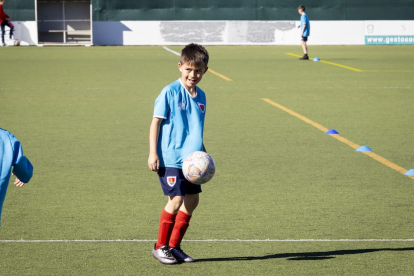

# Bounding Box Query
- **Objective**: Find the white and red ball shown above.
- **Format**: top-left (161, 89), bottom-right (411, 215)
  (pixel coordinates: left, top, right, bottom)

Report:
top-left (182, 151), bottom-right (215, 184)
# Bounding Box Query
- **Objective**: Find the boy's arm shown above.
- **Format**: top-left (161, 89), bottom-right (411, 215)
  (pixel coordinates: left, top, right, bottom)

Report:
top-left (203, 144), bottom-right (207, 153)
top-left (1, 8), bottom-right (10, 19)
top-left (301, 23), bottom-right (307, 36)
top-left (299, 14), bottom-right (305, 36)
top-left (12, 156), bottom-right (33, 184)
top-left (14, 176), bottom-right (26, 187)
top-left (148, 117), bottom-right (163, 171)
top-left (10, 136), bottom-right (33, 184)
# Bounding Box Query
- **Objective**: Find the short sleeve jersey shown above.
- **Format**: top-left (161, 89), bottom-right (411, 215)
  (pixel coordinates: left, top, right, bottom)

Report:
top-left (1, 128), bottom-right (33, 227)
top-left (153, 79), bottom-right (206, 169)
top-left (300, 13), bottom-right (310, 37)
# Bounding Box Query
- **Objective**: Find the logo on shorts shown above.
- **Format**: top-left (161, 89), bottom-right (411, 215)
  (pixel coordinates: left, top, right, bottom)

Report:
top-left (197, 103), bottom-right (205, 113)
top-left (167, 176), bottom-right (177, 187)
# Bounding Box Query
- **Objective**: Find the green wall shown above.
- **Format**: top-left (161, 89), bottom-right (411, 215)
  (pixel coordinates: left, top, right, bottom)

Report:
top-left (1, 0), bottom-right (35, 21)
top-left (92, 0), bottom-right (414, 21)
top-left (4, 0), bottom-right (414, 21)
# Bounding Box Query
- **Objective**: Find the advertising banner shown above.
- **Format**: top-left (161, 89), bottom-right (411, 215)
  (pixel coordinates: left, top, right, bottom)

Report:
top-left (365, 21), bottom-right (414, 45)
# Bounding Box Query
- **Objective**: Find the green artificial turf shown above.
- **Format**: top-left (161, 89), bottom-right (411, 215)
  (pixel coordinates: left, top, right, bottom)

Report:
top-left (0, 45), bottom-right (413, 275)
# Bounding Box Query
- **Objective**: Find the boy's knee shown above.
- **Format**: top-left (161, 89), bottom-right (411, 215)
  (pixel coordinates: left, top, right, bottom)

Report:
top-left (166, 196), bottom-right (184, 212)
top-left (172, 195), bottom-right (184, 203)
top-left (184, 194), bottom-right (200, 208)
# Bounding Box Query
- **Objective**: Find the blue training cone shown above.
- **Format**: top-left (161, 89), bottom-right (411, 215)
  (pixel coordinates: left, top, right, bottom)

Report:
top-left (356, 146), bottom-right (372, 152)
top-left (313, 57), bottom-right (320, 61)
top-left (404, 169), bottom-right (414, 176)
top-left (325, 129), bottom-right (339, 134)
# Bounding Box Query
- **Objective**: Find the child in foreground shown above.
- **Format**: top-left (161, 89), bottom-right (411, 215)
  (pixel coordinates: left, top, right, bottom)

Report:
top-left (148, 43), bottom-right (209, 264)
top-left (0, 128), bottom-right (33, 228)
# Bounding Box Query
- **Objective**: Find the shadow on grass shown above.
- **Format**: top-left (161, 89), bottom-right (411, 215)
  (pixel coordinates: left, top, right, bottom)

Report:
top-left (195, 247), bottom-right (414, 262)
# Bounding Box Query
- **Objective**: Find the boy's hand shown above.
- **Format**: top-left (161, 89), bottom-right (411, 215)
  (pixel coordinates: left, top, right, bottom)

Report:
top-left (148, 153), bottom-right (160, 172)
top-left (14, 177), bottom-right (26, 187)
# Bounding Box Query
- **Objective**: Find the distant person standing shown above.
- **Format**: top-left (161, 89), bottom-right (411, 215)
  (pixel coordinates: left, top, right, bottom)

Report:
top-left (297, 5), bottom-right (310, 60)
top-left (0, 0), bottom-right (14, 47)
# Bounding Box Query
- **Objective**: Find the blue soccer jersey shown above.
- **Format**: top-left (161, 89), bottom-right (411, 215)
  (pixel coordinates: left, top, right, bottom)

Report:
top-left (0, 128), bottom-right (33, 227)
top-left (300, 13), bottom-right (310, 37)
top-left (153, 79), bottom-right (206, 169)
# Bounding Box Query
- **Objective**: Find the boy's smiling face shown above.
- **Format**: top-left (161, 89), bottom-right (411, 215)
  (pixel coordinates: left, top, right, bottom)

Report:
top-left (178, 62), bottom-right (208, 92)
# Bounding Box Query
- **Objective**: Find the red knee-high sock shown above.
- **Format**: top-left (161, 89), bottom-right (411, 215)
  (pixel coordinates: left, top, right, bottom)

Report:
top-left (155, 209), bottom-right (177, 249)
top-left (169, 210), bottom-right (192, 248)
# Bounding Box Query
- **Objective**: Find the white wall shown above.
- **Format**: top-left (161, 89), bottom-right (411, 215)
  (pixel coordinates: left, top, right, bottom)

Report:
top-left (92, 20), bottom-right (414, 46)
top-left (310, 21), bottom-right (365, 45)
top-left (5, 20), bottom-right (414, 46)
top-left (4, 21), bottom-right (38, 46)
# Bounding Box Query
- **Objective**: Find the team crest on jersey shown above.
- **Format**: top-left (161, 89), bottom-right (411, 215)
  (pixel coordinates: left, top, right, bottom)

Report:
top-left (178, 102), bottom-right (186, 110)
top-left (167, 176), bottom-right (177, 187)
top-left (197, 103), bottom-right (205, 113)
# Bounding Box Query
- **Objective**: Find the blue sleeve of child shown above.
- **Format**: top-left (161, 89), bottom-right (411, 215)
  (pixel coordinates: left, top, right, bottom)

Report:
top-left (153, 88), bottom-right (170, 119)
top-left (10, 136), bottom-right (33, 184)
top-left (301, 14), bottom-right (306, 25)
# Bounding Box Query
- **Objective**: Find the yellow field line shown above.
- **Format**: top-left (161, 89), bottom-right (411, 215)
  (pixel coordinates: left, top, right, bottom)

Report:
top-left (162, 46), bottom-right (232, 81)
top-left (329, 135), bottom-right (360, 150)
top-left (262, 98), bottom-right (329, 133)
top-left (364, 70), bottom-right (414, 73)
top-left (363, 152), bottom-right (409, 175)
top-left (262, 98), bottom-right (413, 180)
top-left (319, 60), bottom-right (362, 72)
top-left (286, 52), bottom-right (304, 58)
top-left (207, 68), bottom-right (232, 81)
top-left (286, 52), bottom-right (362, 72)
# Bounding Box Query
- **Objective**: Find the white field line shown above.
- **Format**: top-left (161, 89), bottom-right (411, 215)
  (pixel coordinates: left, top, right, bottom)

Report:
top-left (163, 46), bottom-right (180, 56)
top-left (1, 239), bottom-right (414, 243)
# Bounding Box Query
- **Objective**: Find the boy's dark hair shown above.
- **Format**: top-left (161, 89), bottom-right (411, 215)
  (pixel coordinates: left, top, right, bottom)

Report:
top-left (298, 5), bottom-right (305, 11)
top-left (180, 43), bottom-right (209, 68)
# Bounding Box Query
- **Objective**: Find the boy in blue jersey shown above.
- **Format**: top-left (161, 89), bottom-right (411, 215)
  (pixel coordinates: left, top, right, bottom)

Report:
top-left (297, 5), bottom-right (310, 60)
top-left (148, 43), bottom-right (209, 264)
top-left (0, 128), bottom-right (33, 228)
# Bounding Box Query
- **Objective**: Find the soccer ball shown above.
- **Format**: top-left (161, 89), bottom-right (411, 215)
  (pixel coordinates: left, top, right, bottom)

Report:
top-left (182, 151), bottom-right (215, 185)
top-left (14, 40), bottom-right (20, 46)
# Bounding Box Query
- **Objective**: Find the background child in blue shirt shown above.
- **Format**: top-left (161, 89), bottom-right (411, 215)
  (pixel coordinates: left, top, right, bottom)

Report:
top-left (148, 43), bottom-right (209, 264)
top-left (298, 5), bottom-right (310, 60)
top-left (0, 128), bottom-right (33, 227)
